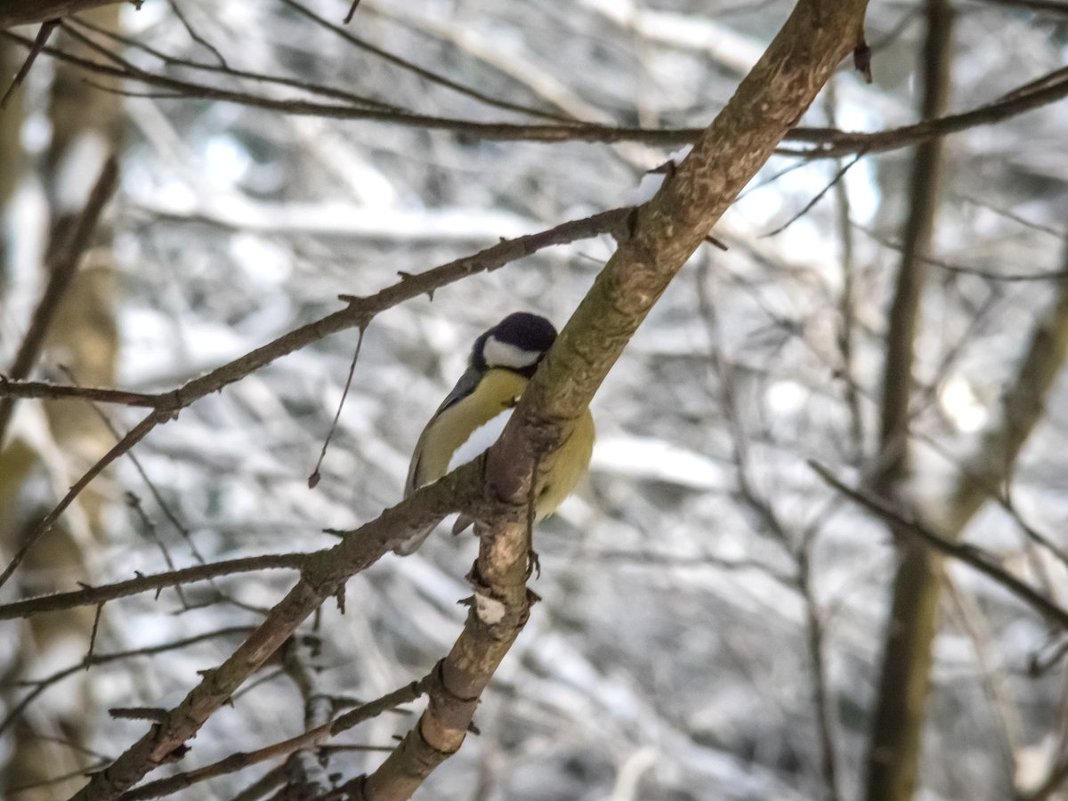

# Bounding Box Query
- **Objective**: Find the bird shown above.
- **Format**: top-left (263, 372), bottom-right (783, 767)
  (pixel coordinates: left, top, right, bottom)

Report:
top-left (396, 312), bottom-right (595, 555)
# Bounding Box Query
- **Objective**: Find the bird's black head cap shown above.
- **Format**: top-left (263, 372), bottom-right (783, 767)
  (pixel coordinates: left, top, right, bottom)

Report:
top-left (472, 312), bottom-right (558, 377)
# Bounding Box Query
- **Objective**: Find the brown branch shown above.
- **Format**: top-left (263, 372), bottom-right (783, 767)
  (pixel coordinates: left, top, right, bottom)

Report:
top-left (110, 679), bottom-right (426, 801)
top-left (278, 0), bottom-right (571, 122)
top-left (874, 0), bottom-right (953, 491)
top-left (780, 71), bottom-right (1068, 157)
top-left (0, 0), bottom-right (132, 29)
top-left (0, 555), bottom-right (304, 621)
top-left (0, 208), bottom-right (628, 592)
top-left (945, 247), bottom-right (1068, 526)
top-left (0, 154), bottom-right (118, 442)
top-left (0, 377), bottom-right (159, 406)
top-left (60, 1), bottom-right (870, 798)
top-left (67, 467), bottom-right (475, 801)
top-left (3, 28), bottom-right (1066, 157)
top-left (357, 3), bottom-right (870, 799)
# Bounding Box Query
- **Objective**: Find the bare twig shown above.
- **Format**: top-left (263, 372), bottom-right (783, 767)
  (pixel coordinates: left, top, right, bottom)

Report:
top-left (763, 151), bottom-right (864, 237)
top-left (0, 554), bottom-right (304, 620)
top-left (0, 377), bottom-right (158, 406)
top-left (65, 16), bottom-right (401, 113)
top-left (166, 0), bottom-right (226, 68)
top-left (0, 155), bottom-right (118, 443)
top-left (308, 326), bottom-right (364, 489)
top-left (4, 28), bottom-right (1067, 156)
top-left (865, 10), bottom-right (960, 795)
top-left (0, 208), bottom-right (628, 591)
top-left (0, 19), bottom-right (57, 108)
top-left (109, 678), bottom-right (426, 801)
top-left (0, 627), bottom-right (252, 738)
top-left (809, 461), bottom-right (1068, 629)
top-left (825, 81), bottom-right (865, 456)
top-left (280, 0), bottom-right (571, 122)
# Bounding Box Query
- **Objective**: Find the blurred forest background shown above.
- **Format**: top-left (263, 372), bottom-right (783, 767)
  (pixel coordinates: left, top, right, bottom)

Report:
top-left (1, 1), bottom-right (1067, 800)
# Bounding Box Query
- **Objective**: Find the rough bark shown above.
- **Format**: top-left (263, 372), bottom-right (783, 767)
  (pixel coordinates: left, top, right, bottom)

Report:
top-left (0, 0), bottom-right (129, 30)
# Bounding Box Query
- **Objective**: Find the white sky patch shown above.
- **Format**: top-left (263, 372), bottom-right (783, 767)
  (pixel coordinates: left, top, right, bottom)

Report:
top-left (591, 435), bottom-right (724, 490)
top-left (939, 374), bottom-right (988, 433)
top-left (448, 409), bottom-right (513, 472)
top-left (117, 309), bottom-right (247, 384)
top-left (204, 135), bottom-right (252, 189)
top-left (765, 379), bottom-right (810, 416)
top-left (834, 102), bottom-right (882, 224)
top-left (229, 232), bottom-right (292, 285)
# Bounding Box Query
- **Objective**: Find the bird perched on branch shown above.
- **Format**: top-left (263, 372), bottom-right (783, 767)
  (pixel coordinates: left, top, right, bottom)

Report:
top-left (397, 312), bottom-right (595, 555)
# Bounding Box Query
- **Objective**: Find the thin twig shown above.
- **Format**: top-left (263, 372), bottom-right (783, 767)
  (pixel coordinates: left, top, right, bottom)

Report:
top-left (0, 208), bottom-right (628, 591)
top-left (0, 155), bottom-right (118, 443)
top-left (280, 0), bottom-right (571, 122)
top-left (763, 152), bottom-right (864, 237)
top-left (0, 19), bottom-right (57, 109)
top-left (0, 554), bottom-right (305, 621)
top-left (0, 627), bottom-right (252, 739)
top-left (4, 28), bottom-right (1068, 156)
top-left (809, 461), bottom-right (1068, 629)
top-left (308, 325), bottom-right (364, 489)
top-left (0, 377), bottom-right (158, 406)
top-left (109, 677), bottom-right (427, 801)
top-left (167, 0), bottom-right (227, 68)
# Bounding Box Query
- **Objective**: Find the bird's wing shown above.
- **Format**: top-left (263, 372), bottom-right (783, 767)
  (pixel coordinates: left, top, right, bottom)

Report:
top-left (404, 364), bottom-right (483, 497)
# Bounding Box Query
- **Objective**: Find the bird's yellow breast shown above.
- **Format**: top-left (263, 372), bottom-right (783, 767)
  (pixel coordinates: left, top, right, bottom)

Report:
top-left (412, 368), bottom-right (594, 519)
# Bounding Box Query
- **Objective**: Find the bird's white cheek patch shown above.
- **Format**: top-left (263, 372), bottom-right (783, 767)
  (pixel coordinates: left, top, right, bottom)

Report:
top-left (483, 336), bottom-right (541, 370)
top-left (448, 409), bottom-right (514, 471)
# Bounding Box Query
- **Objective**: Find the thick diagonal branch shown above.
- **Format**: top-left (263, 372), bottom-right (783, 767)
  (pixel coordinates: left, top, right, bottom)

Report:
top-left (356, 3), bottom-right (870, 799)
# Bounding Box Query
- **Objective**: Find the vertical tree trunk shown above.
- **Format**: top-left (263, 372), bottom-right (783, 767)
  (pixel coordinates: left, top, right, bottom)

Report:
top-left (0, 9), bottom-right (122, 799)
top-left (865, 1), bottom-right (954, 800)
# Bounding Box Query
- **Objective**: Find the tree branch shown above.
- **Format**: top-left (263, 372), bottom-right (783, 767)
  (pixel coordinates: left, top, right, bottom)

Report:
top-left (0, 208), bottom-right (629, 592)
top-left (355, 2), bottom-right (870, 798)
top-left (0, 555), bottom-right (304, 621)
top-left (59, 2), bottom-right (871, 798)
top-left (3, 28), bottom-right (1065, 157)
top-left (0, 0), bottom-right (133, 29)
top-left (0, 155), bottom-right (118, 443)
top-left (67, 466), bottom-right (476, 801)
top-left (810, 462), bottom-right (1068, 630)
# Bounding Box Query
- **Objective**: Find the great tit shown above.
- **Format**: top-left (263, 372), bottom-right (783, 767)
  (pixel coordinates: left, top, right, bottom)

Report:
top-left (397, 312), bottom-right (595, 555)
